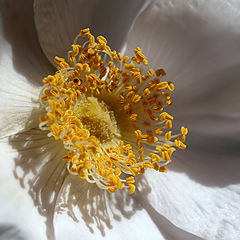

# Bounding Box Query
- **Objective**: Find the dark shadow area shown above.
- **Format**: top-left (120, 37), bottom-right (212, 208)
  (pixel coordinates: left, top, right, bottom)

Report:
top-left (91, 0), bottom-right (148, 52)
top-left (0, 224), bottom-right (25, 240)
top-left (0, 0), bottom-right (55, 86)
top-left (168, 62), bottom-right (240, 187)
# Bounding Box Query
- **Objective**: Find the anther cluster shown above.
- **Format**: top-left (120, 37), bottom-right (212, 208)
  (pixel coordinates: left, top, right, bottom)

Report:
top-left (39, 28), bottom-right (188, 194)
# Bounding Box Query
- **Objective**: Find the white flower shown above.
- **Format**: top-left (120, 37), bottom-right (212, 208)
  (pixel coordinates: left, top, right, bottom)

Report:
top-left (0, 0), bottom-right (240, 240)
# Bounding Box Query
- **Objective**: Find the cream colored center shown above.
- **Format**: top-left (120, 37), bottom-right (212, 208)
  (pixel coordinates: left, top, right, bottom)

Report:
top-left (73, 96), bottom-right (120, 142)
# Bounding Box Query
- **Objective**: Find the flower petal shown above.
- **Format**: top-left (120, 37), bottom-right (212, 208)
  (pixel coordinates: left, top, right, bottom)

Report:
top-left (125, 0), bottom-right (240, 186)
top-left (140, 167), bottom-right (240, 240)
top-left (0, 136), bottom-right (47, 240)
top-left (53, 175), bottom-right (166, 240)
top-left (6, 130), bottom-right (164, 240)
top-left (0, 0), bottom-right (54, 138)
top-left (126, 0), bottom-right (240, 137)
top-left (125, 1), bottom-right (240, 239)
top-left (34, 0), bottom-right (151, 64)
top-left (2, 129), bottom-right (68, 240)
top-left (0, 225), bottom-right (25, 240)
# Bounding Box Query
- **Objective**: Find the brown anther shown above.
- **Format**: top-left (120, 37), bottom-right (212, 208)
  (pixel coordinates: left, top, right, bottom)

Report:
top-left (73, 78), bottom-right (82, 85)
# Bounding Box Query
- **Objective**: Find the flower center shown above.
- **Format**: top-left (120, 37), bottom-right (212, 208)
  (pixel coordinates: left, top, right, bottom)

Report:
top-left (39, 28), bottom-right (188, 194)
top-left (73, 96), bottom-right (120, 143)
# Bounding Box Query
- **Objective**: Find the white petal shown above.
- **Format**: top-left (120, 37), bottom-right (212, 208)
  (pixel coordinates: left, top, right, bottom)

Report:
top-left (0, 136), bottom-right (47, 240)
top-left (34, 0), bottom-right (151, 64)
top-left (0, 1), bottom-right (54, 138)
top-left (125, 2), bottom-right (240, 238)
top-left (126, 0), bottom-right (240, 137)
top-left (0, 225), bottom-right (25, 240)
top-left (139, 163), bottom-right (240, 240)
top-left (10, 130), bottom-right (68, 239)
top-left (0, 129), bottom-right (68, 240)
top-left (53, 175), bottom-right (165, 240)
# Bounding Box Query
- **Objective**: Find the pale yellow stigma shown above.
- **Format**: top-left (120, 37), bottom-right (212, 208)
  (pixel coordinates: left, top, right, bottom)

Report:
top-left (39, 28), bottom-right (188, 194)
top-left (73, 96), bottom-right (120, 143)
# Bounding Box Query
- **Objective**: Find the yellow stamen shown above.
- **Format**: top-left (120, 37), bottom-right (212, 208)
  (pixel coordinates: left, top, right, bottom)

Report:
top-left (39, 28), bottom-right (188, 194)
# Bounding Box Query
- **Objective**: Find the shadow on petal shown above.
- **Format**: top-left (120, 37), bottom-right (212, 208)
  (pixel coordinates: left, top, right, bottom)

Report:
top-left (8, 110), bottom-right (152, 239)
top-left (126, 1), bottom-right (240, 188)
top-left (0, 224), bottom-right (25, 240)
top-left (0, 0), bottom-right (55, 86)
top-left (54, 174), bottom-right (150, 237)
top-left (34, 0), bottom-right (150, 63)
top-left (9, 128), bottom-right (68, 240)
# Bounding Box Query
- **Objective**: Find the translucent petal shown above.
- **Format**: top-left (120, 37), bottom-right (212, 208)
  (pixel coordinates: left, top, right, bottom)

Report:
top-left (126, 0), bottom-right (240, 137)
top-left (0, 225), bottom-right (26, 240)
top-left (34, 0), bottom-right (151, 64)
top-left (0, 0), bottom-right (54, 138)
top-left (125, 1), bottom-right (240, 239)
top-left (2, 129), bottom-right (68, 240)
top-left (0, 136), bottom-right (48, 240)
top-left (53, 176), bottom-right (165, 240)
top-left (141, 167), bottom-right (240, 240)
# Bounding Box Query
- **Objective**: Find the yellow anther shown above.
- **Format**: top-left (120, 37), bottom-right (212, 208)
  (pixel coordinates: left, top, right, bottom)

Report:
top-left (147, 135), bottom-right (158, 144)
top-left (130, 113), bottom-right (138, 122)
top-left (124, 63), bottom-right (135, 70)
top-left (156, 82), bottom-right (168, 90)
top-left (147, 69), bottom-right (155, 77)
top-left (128, 184), bottom-right (136, 194)
top-left (181, 126), bottom-right (188, 135)
top-left (126, 91), bottom-right (135, 99)
top-left (144, 161), bottom-right (153, 168)
top-left (130, 168), bottom-right (138, 176)
top-left (153, 163), bottom-right (159, 170)
top-left (87, 48), bottom-right (95, 55)
top-left (167, 82), bottom-right (175, 91)
top-left (155, 128), bottom-right (163, 135)
top-left (150, 153), bottom-right (161, 162)
top-left (80, 28), bottom-right (90, 37)
top-left (159, 166), bottom-right (168, 172)
top-left (137, 146), bottom-right (144, 155)
top-left (79, 169), bottom-right (88, 179)
top-left (126, 176), bottom-right (135, 184)
top-left (108, 187), bottom-right (117, 193)
top-left (175, 140), bottom-right (187, 149)
top-left (165, 131), bottom-right (172, 141)
top-left (143, 88), bottom-right (151, 96)
top-left (72, 44), bottom-right (80, 57)
top-left (107, 61), bottom-right (114, 69)
top-left (161, 151), bottom-right (170, 161)
top-left (115, 168), bottom-right (122, 177)
top-left (165, 120), bottom-right (172, 129)
top-left (97, 35), bottom-right (107, 45)
top-left (115, 53), bottom-right (122, 62)
top-left (178, 135), bottom-right (186, 142)
top-left (159, 112), bottom-right (174, 121)
top-left (123, 56), bottom-right (130, 63)
top-left (124, 103), bottom-right (131, 111)
top-left (54, 56), bottom-right (66, 64)
top-left (132, 94), bottom-right (142, 104)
